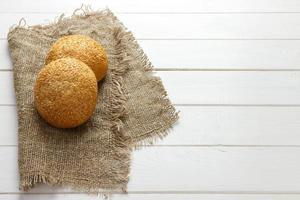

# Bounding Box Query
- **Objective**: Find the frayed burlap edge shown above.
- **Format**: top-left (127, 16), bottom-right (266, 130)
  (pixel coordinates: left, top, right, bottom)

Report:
top-left (8, 6), bottom-right (179, 193)
top-left (103, 9), bottom-right (179, 148)
top-left (113, 18), bottom-right (180, 148)
top-left (8, 9), bottom-right (133, 193)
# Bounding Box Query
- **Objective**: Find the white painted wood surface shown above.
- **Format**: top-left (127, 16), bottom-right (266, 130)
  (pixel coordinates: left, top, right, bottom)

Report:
top-left (2, 0), bottom-right (300, 13)
top-left (3, 194), bottom-right (300, 200)
top-left (1, 0), bottom-right (300, 200)
top-left (3, 13), bottom-right (300, 40)
top-left (110, 194), bottom-right (300, 200)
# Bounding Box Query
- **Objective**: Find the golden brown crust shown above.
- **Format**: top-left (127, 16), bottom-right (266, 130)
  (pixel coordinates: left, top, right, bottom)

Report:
top-left (34, 57), bottom-right (98, 128)
top-left (46, 34), bottom-right (108, 81)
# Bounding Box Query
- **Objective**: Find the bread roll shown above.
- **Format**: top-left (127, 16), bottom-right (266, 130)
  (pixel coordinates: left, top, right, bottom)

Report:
top-left (46, 34), bottom-right (108, 81)
top-left (34, 57), bottom-right (98, 128)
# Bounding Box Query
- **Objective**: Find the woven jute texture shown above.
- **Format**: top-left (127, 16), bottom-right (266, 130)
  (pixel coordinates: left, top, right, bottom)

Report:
top-left (7, 9), bottom-right (178, 192)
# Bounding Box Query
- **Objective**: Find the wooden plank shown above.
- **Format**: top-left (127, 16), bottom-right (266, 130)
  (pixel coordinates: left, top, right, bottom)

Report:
top-left (158, 106), bottom-right (300, 145)
top-left (2, 146), bottom-right (300, 192)
top-left (0, 40), bottom-right (11, 69)
top-left (2, 71), bottom-right (300, 105)
top-left (128, 147), bottom-right (300, 192)
top-left (4, 39), bottom-right (300, 70)
top-left (3, 106), bottom-right (300, 146)
top-left (110, 194), bottom-right (300, 200)
top-left (0, 106), bottom-right (17, 145)
top-left (2, 0), bottom-right (300, 13)
top-left (0, 72), bottom-right (15, 105)
top-left (2, 194), bottom-right (300, 200)
top-left (138, 40), bottom-right (300, 70)
top-left (3, 13), bottom-right (300, 39)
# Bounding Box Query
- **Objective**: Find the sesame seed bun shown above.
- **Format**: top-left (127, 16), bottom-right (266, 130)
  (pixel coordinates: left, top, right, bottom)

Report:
top-left (46, 34), bottom-right (108, 81)
top-left (34, 57), bottom-right (98, 128)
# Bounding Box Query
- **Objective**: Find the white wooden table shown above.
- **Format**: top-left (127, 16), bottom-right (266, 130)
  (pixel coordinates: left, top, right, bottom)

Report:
top-left (1, 0), bottom-right (300, 199)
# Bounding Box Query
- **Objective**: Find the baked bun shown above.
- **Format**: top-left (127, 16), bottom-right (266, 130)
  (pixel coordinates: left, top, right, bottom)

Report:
top-left (34, 57), bottom-right (98, 128)
top-left (46, 34), bottom-right (108, 81)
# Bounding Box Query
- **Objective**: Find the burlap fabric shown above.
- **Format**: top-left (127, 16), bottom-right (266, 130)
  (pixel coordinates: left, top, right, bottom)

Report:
top-left (7, 9), bottom-right (178, 192)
